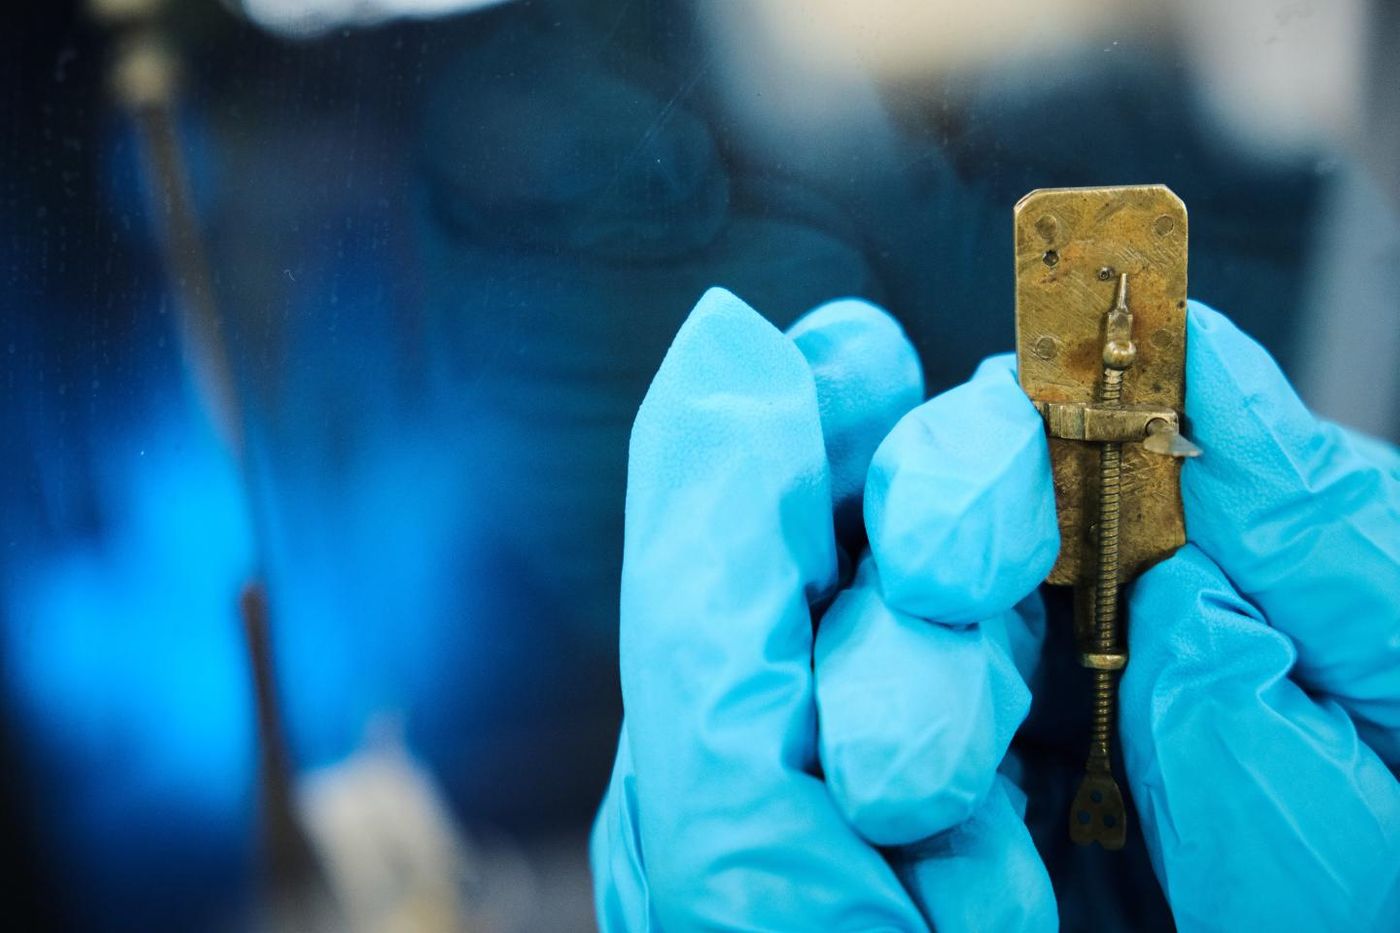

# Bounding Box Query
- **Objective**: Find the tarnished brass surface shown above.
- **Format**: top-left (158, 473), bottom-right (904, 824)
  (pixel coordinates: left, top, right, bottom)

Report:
top-left (1014, 185), bottom-right (1188, 586)
top-left (1015, 185), bottom-right (1191, 850)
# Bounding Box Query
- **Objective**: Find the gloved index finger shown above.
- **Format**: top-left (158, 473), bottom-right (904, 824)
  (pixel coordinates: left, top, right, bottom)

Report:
top-left (620, 288), bottom-right (922, 930)
top-left (864, 352), bottom-right (1059, 625)
top-left (1183, 302), bottom-right (1400, 762)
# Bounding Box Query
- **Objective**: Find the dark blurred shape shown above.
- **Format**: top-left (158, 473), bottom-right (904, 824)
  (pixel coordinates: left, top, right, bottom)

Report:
top-left (101, 3), bottom-right (244, 457)
top-left (240, 583), bottom-right (341, 931)
top-left (423, 34), bottom-right (729, 262)
top-left (1363, 0), bottom-right (1400, 206)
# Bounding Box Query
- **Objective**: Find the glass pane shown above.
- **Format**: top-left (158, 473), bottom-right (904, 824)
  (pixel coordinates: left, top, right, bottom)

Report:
top-left (4, 1), bottom-right (1396, 929)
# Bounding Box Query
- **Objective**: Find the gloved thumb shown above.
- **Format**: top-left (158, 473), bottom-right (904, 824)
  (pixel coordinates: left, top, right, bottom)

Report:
top-left (1181, 302), bottom-right (1400, 763)
top-left (1121, 544), bottom-right (1400, 931)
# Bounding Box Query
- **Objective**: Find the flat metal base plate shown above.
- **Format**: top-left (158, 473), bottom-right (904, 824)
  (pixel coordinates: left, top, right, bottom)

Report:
top-left (1014, 185), bottom-right (1188, 586)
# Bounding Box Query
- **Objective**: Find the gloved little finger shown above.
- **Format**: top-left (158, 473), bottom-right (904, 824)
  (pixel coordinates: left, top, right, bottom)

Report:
top-left (1121, 544), bottom-right (1400, 931)
top-left (891, 774), bottom-right (1057, 933)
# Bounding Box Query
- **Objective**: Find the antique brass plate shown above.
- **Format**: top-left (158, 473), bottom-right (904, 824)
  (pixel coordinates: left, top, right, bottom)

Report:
top-left (1015, 185), bottom-right (1188, 586)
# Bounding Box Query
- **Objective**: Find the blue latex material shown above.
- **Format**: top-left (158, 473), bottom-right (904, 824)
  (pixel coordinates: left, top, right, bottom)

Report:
top-left (593, 293), bottom-right (1400, 930)
top-left (591, 288), bottom-right (1058, 930)
top-left (1117, 302), bottom-right (1400, 930)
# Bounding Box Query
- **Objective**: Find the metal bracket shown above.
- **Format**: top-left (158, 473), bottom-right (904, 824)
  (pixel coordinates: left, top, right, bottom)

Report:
top-left (1037, 402), bottom-right (1178, 443)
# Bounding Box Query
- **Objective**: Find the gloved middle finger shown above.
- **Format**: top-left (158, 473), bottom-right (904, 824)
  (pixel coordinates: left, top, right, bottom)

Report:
top-left (787, 297), bottom-right (925, 546)
top-left (815, 554), bottom-right (1041, 845)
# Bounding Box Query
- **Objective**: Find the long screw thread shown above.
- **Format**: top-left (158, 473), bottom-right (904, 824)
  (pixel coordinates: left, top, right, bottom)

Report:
top-left (1089, 669), bottom-right (1115, 762)
top-left (1089, 368), bottom-right (1124, 770)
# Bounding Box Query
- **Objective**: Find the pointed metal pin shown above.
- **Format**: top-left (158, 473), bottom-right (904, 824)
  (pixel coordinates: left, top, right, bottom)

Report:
top-left (1144, 418), bottom-right (1203, 458)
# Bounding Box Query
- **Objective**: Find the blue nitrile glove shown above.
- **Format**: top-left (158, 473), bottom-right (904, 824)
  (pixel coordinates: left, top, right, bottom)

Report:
top-left (1117, 302), bottom-right (1400, 931)
top-left (590, 286), bottom-right (1061, 930)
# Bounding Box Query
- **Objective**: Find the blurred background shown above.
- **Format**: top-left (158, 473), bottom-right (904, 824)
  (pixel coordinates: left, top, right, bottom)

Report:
top-left (2, 0), bottom-right (1396, 929)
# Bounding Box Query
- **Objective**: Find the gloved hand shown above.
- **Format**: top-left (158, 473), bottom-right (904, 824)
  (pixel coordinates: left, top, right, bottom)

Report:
top-left (592, 288), bottom-right (1400, 931)
top-left (891, 301), bottom-right (1400, 931)
top-left (590, 286), bottom-right (1060, 930)
top-left (1117, 302), bottom-right (1400, 930)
